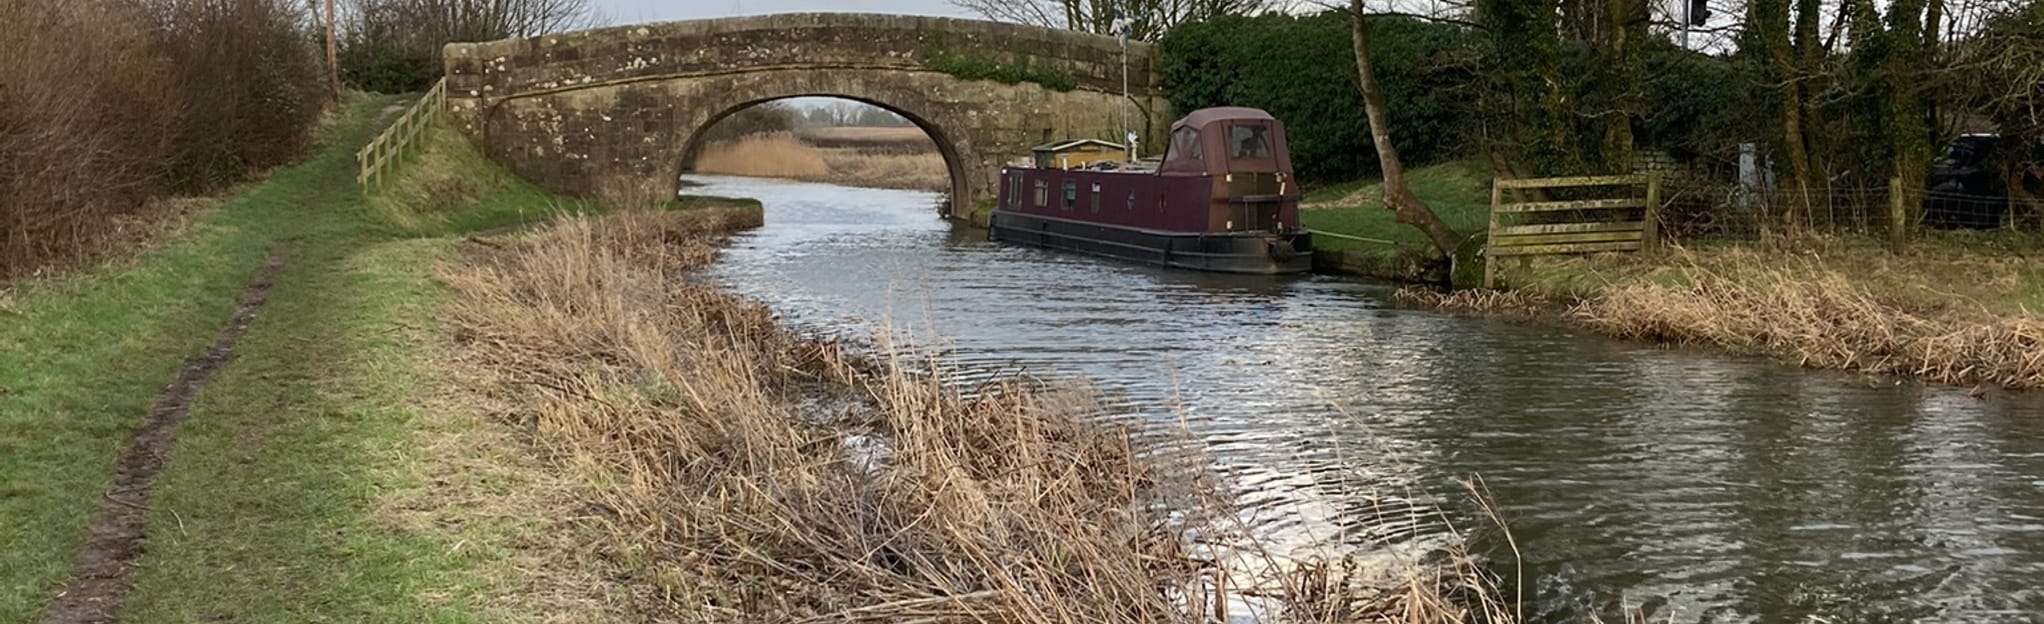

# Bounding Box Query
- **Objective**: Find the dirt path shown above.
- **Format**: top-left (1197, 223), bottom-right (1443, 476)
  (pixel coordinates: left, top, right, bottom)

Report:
top-left (40, 247), bottom-right (290, 624)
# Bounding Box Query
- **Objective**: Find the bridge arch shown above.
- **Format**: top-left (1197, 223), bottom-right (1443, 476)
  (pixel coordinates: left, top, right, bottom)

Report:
top-left (441, 13), bottom-right (1171, 215)
top-left (676, 90), bottom-right (972, 211)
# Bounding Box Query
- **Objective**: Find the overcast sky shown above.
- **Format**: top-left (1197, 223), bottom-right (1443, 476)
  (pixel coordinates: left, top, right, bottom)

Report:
top-left (591, 0), bottom-right (970, 25)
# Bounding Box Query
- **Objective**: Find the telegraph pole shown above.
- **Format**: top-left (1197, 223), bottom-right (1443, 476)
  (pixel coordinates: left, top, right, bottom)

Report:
top-left (1680, 0), bottom-right (1691, 49)
top-left (325, 0), bottom-right (340, 103)
top-left (1116, 10), bottom-right (1133, 160)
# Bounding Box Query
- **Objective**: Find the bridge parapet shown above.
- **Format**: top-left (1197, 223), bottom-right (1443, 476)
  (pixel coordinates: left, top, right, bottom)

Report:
top-left (441, 13), bottom-right (1170, 212)
top-left (445, 13), bottom-right (1158, 101)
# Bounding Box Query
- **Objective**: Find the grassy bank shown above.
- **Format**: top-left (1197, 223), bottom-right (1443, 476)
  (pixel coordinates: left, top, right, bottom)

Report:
top-left (1400, 230), bottom-right (2044, 389)
top-left (0, 93), bottom-right (748, 620)
top-left (1300, 160), bottom-right (1490, 281)
top-left (0, 94), bottom-right (397, 620)
top-left (1490, 235), bottom-right (2044, 389)
top-left (1311, 160), bottom-right (2041, 389)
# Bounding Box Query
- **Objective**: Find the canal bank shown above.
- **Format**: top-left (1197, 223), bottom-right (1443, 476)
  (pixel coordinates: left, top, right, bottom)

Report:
top-left (697, 173), bottom-right (2044, 623)
top-left (1405, 238), bottom-right (2044, 390)
top-left (439, 207), bottom-right (1506, 622)
top-left (1299, 164), bottom-right (2044, 390)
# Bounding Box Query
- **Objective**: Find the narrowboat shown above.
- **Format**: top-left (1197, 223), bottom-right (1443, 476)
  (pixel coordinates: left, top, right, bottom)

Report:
top-left (987, 107), bottom-right (1313, 274)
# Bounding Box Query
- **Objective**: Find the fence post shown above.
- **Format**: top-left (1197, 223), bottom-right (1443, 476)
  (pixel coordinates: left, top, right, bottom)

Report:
top-left (1643, 173), bottom-right (1662, 255)
top-left (1484, 180), bottom-right (1502, 289)
top-left (1888, 176), bottom-right (1906, 252)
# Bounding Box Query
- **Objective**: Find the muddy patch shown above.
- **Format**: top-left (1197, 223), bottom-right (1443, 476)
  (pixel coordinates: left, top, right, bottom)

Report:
top-left (41, 247), bottom-right (289, 624)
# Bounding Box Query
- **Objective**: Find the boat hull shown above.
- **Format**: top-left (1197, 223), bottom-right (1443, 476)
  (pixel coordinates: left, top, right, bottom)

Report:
top-left (988, 210), bottom-right (1312, 275)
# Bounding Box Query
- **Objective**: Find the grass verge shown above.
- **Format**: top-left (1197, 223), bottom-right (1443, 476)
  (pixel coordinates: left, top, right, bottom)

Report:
top-left (1299, 161), bottom-right (1490, 282)
top-left (1, 91), bottom-right (717, 621)
top-left (0, 94), bottom-right (406, 621)
top-left (1301, 160), bottom-right (1491, 253)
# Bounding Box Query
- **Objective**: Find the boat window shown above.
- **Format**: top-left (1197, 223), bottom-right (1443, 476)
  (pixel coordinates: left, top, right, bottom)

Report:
top-left (1091, 183), bottom-right (1102, 213)
top-left (1230, 124), bottom-right (1271, 159)
top-left (1171, 128), bottom-right (1202, 161)
top-left (1062, 180), bottom-right (1077, 210)
top-left (1033, 180), bottom-right (1048, 208)
top-left (1008, 174), bottom-right (1021, 207)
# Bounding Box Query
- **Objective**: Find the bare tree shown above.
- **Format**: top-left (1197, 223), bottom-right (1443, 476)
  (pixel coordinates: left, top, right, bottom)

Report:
top-left (1348, 0), bottom-right (1463, 257)
top-left (338, 0), bottom-right (593, 90)
top-left (949, 0), bottom-right (1287, 40)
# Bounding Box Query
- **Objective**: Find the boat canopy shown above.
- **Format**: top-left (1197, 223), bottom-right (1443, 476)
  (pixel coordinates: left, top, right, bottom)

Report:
top-left (1159, 107), bottom-right (1293, 177)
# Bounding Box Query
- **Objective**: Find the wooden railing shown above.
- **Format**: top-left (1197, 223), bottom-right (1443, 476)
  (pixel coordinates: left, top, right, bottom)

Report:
top-left (1484, 174), bottom-right (1661, 288)
top-left (356, 78), bottom-right (448, 192)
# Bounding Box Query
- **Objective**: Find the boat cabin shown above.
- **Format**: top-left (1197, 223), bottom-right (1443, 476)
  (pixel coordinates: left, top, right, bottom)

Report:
top-left (1159, 107), bottom-right (1296, 231)
top-left (1032, 139), bottom-right (1129, 170)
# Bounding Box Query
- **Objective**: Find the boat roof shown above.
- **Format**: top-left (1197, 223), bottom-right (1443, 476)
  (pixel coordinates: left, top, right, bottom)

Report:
top-left (1032, 138), bottom-right (1126, 152)
top-left (1171, 107), bottom-right (1278, 132)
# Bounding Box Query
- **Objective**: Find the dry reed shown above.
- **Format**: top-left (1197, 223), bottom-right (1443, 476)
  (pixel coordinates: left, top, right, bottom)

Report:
top-left (1393, 286), bottom-right (1549, 319)
top-left (436, 209), bottom-right (1518, 623)
top-left (694, 132), bottom-right (949, 192)
top-left (1573, 256), bottom-right (2044, 389)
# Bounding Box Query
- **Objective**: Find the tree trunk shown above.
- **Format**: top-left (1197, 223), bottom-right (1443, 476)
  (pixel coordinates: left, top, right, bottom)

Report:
top-left (1793, 0), bottom-right (1826, 186)
top-left (1752, 0), bottom-right (1816, 226)
top-left (1886, 0), bottom-right (1934, 214)
top-left (1351, 0), bottom-right (1463, 257)
top-left (1598, 0), bottom-right (1644, 173)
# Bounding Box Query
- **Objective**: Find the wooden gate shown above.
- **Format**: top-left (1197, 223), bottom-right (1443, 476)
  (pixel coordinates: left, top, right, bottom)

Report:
top-left (1484, 174), bottom-right (1661, 288)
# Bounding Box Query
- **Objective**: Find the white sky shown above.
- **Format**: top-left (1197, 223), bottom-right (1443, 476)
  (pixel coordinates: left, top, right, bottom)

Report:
top-left (591, 0), bottom-right (969, 24)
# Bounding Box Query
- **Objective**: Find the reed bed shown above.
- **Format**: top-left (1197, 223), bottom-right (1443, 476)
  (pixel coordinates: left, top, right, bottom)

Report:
top-left (694, 132), bottom-right (950, 192)
top-left (1392, 286), bottom-right (1548, 319)
top-left (1572, 257), bottom-right (2044, 389)
top-left (436, 210), bottom-right (1515, 623)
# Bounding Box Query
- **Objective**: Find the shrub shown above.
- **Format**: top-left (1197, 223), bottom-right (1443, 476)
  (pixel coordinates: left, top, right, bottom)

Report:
top-left (0, 0), bottom-right (328, 279)
top-left (337, 0), bottom-right (593, 94)
top-left (1159, 11), bottom-right (1481, 183)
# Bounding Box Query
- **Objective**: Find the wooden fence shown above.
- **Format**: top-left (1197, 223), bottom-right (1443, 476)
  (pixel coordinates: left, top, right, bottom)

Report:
top-left (1484, 174), bottom-right (1661, 288)
top-left (356, 78), bottom-right (448, 192)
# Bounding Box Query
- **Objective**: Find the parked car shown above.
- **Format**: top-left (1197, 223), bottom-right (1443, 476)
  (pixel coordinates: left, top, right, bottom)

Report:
top-left (1923, 134), bottom-right (2010, 229)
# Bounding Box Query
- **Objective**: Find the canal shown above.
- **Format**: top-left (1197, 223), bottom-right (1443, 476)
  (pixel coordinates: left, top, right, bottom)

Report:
top-left (686, 175), bottom-right (2044, 623)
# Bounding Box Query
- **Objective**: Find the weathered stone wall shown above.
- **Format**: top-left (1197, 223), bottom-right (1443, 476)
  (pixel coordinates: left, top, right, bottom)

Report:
top-left (443, 13), bottom-right (1171, 213)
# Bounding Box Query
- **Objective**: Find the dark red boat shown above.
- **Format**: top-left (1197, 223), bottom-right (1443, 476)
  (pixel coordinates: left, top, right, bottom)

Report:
top-left (988, 107), bottom-right (1313, 274)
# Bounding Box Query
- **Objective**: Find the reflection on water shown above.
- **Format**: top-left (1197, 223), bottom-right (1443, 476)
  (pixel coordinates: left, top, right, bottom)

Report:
top-left (686, 175), bottom-right (2044, 623)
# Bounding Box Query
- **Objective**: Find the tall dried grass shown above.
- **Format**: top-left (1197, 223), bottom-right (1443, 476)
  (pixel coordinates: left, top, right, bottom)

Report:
top-left (694, 132), bottom-right (949, 192)
top-left (1573, 255), bottom-right (2044, 389)
top-left (1393, 286), bottom-right (1548, 319)
top-left (437, 210), bottom-right (1517, 622)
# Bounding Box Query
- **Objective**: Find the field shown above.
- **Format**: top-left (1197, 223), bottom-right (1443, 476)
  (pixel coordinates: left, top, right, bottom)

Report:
top-left (693, 129), bottom-right (949, 192)
top-left (792, 125), bottom-right (934, 149)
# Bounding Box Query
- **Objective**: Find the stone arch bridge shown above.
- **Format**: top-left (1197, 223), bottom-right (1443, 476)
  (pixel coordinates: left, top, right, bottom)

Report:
top-left (443, 13), bottom-right (1172, 215)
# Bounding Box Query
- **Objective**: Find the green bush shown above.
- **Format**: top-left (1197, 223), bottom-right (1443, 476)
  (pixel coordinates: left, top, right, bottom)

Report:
top-left (339, 46), bottom-right (439, 94)
top-left (1159, 12), bottom-right (1480, 183)
top-left (1635, 42), bottom-right (1767, 165)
